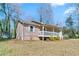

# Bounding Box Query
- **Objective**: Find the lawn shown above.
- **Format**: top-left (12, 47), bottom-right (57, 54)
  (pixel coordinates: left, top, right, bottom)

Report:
top-left (0, 39), bottom-right (79, 56)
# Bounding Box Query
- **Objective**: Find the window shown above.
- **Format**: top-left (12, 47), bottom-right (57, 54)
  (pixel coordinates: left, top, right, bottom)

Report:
top-left (28, 26), bottom-right (35, 32)
top-left (30, 26), bottom-right (33, 32)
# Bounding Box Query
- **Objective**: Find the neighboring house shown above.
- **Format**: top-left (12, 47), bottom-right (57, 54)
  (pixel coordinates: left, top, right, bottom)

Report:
top-left (16, 20), bottom-right (63, 40)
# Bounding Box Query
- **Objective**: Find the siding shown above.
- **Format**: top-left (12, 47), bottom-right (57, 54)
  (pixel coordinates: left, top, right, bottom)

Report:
top-left (16, 22), bottom-right (40, 40)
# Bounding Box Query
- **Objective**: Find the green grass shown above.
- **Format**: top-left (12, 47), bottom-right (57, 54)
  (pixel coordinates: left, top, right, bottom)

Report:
top-left (0, 39), bottom-right (79, 56)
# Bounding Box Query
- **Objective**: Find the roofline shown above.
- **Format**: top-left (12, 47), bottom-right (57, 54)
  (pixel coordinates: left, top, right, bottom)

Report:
top-left (17, 20), bottom-right (60, 29)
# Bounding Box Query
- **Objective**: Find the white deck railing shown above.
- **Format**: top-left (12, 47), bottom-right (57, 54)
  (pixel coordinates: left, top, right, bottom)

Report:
top-left (38, 31), bottom-right (59, 37)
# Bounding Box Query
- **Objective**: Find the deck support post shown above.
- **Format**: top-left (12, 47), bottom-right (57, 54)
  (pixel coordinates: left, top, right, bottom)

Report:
top-left (22, 26), bottom-right (24, 40)
top-left (42, 26), bottom-right (44, 40)
top-left (59, 30), bottom-right (63, 40)
top-left (53, 28), bottom-right (54, 40)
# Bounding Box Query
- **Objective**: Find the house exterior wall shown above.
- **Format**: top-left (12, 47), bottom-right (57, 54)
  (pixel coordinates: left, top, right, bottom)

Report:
top-left (16, 22), bottom-right (23, 40)
top-left (16, 22), bottom-right (40, 40)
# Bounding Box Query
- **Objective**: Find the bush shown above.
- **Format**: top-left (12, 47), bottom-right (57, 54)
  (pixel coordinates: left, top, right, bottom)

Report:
top-left (49, 35), bottom-right (60, 41)
top-left (49, 36), bottom-right (54, 41)
top-left (63, 34), bottom-right (69, 39)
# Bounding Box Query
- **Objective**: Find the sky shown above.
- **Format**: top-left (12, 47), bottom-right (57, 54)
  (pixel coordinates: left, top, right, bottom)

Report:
top-left (0, 3), bottom-right (77, 29)
top-left (18, 3), bottom-right (77, 27)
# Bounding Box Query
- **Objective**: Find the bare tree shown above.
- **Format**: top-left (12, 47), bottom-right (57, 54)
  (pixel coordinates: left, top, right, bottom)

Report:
top-left (0, 3), bottom-right (11, 38)
top-left (38, 3), bottom-right (53, 40)
top-left (9, 4), bottom-right (21, 38)
top-left (0, 3), bottom-right (21, 38)
top-left (38, 3), bottom-right (53, 24)
top-left (75, 3), bottom-right (79, 38)
top-left (76, 4), bottom-right (79, 30)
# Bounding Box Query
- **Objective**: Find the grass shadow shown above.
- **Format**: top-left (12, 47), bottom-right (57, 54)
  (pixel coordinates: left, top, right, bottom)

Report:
top-left (0, 38), bottom-right (15, 42)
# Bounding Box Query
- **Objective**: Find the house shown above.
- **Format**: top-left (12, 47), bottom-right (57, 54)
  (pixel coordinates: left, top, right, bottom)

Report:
top-left (16, 20), bottom-right (63, 40)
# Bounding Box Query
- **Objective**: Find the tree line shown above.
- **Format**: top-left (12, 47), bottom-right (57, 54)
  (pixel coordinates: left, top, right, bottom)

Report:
top-left (0, 3), bottom-right (79, 39)
top-left (0, 3), bottom-right (20, 39)
top-left (63, 4), bottom-right (79, 39)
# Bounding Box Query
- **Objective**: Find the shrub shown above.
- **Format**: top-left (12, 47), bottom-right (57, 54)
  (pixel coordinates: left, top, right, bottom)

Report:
top-left (49, 35), bottom-right (60, 41)
top-left (55, 36), bottom-right (60, 40)
top-left (49, 36), bottom-right (54, 41)
top-left (63, 34), bottom-right (69, 39)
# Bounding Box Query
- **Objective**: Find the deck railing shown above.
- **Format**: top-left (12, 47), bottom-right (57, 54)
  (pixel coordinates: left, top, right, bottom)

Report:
top-left (38, 31), bottom-right (59, 37)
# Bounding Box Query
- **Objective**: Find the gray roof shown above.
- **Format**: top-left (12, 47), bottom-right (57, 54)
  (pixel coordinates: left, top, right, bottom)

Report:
top-left (18, 20), bottom-right (41, 26)
top-left (18, 20), bottom-right (60, 28)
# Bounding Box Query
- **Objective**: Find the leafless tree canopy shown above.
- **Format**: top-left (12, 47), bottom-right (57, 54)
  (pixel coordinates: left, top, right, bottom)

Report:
top-left (38, 3), bottom-right (53, 24)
